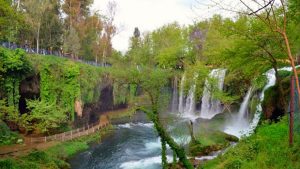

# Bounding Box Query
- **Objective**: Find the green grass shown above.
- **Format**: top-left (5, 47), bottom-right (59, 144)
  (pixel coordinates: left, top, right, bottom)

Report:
top-left (0, 125), bottom-right (113, 169)
top-left (201, 116), bottom-right (300, 169)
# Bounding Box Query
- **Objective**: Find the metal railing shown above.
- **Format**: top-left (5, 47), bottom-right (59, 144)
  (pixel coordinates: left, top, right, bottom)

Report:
top-left (25, 118), bottom-right (110, 144)
top-left (0, 42), bottom-right (111, 67)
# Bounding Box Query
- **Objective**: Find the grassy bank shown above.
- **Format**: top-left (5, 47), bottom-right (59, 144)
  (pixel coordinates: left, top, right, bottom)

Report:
top-left (0, 125), bottom-right (113, 169)
top-left (106, 108), bottom-right (136, 120)
top-left (201, 116), bottom-right (300, 169)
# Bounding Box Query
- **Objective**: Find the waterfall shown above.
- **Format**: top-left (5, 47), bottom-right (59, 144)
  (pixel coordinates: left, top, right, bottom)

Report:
top-left (224, 87), bottom-right (253, 138)
top-left (178, 74), bottom-right (200, 121)
top-left (237, 87), bottom-right (253, 121)
top-left (225, 66), bottom-right (297, 138)
top-left (243, 68), bottom-right (277, 136)
top-left (183, 74), bottom-right (198, 118)
top-left (178, 74), bottom-right (185, 113)
top-left (171, 77), bottom-right (179, 112)
top-left (200, 69), bottom-right (227, 119)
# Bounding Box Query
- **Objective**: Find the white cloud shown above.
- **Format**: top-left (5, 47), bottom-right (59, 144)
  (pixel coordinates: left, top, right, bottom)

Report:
top-left (92, 0), bottom-right (251, 52)
top-left (92, 0), bottom-right (196, 52)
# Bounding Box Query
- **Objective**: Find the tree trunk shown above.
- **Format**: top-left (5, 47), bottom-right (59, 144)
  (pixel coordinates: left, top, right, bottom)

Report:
top-left (173, 151), bottom-right (177, 165)
top-left (161, 137), bottom-right (168, 169)
top-left (37, 23), bottom-right (40, 54)
top-left (282, 32), bottom-right (300, 105)
top-left (147, 111), bottom-right (193, 169)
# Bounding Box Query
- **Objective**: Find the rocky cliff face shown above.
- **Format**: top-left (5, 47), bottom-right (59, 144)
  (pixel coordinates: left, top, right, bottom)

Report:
top-left (262, 83), bottom-right (288, 121)
top-left (19, 74), bottom-right (40, 114)
top-left (78, 84), bottom-right (127, 126)
top-left (18, 73), bottom-right (127, 127)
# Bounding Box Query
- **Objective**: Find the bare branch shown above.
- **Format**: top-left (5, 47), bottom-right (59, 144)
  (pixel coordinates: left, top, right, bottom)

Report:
top-left (248, 0), bottom-right (274, 15)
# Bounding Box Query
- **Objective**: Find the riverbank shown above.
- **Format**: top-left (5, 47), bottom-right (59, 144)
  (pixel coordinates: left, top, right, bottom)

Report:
top-left (0, 125), bottom-right (113, 169)
top-left (0, 108), bottom-right (134, 169)
top-left (201, 116), bottom-right (300, 169)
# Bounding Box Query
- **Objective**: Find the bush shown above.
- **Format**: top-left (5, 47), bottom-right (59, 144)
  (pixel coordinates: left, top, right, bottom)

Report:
top-left (0, 159), bottom-right (19, 169)
top-left (0, 120), bottom-right (20, 145)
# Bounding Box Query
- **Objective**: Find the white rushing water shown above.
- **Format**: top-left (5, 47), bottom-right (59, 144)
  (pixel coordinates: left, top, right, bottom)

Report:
top-left (224, 87), bottom-right (253, 138)
top-left (200, 69), bottom-right (227, 119)
top-left (171, 77), bottom-right (179, 112)
top-left (182, 74), bottom-right (198, 120)
top-left (178, 74), bottom-right (185, 114)
top-left (242, 69), bottom-right (276, 137)
top-left (225, 66), bottom-right (297, 138)
top-left (178, 73), bottom-right (199, 121)
top-left (120, 155), bottom-right (173, 169)
top-left (178, 69), bottom-right (226, 121)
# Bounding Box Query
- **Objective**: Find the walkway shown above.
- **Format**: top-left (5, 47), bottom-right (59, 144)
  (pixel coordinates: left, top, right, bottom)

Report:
top-left (0, 115), bottom-right (110, 157)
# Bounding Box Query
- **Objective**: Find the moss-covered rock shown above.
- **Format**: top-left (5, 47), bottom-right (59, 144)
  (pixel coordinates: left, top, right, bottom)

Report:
top-left (189, 131), bottom-right (238, 157)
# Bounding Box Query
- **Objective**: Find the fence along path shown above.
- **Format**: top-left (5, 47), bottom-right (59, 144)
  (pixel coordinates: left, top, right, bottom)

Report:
top-left (25, 115), bottom-right (110, 144)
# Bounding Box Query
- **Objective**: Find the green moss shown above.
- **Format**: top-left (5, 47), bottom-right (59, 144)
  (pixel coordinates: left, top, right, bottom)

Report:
top-left (107, 108), bottom-right (136, 120)
top-left (189, 131), bottom-right (238, 156)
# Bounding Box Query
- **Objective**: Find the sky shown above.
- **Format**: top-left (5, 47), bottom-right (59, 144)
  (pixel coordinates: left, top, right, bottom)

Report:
top-left (92, 0), bottom-right (243, 52)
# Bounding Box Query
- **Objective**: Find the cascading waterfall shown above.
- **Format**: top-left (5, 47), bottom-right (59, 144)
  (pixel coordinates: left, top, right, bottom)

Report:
top-left (178, 74), bottom-right (199, 121)
top-left (200, 69), bottom-right (227, 119)
top-left (183, 74), bottom-right (198, 119)
top-left (226, 67), bottom-right (297, 138)
top-left (224, 87), bottom-right (253, 138)
top-left (171, 77), bottom-right (179, 112)
top-left (243, 68), bottom-right (281, 136)
top-left (178, 74), bottom-right (185, 113)
top-left (237, 87), bottom-right (253, 121)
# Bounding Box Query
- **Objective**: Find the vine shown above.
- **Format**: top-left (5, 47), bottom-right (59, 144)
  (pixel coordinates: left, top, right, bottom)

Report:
top-left (0, 48), bottom-right (31, 109)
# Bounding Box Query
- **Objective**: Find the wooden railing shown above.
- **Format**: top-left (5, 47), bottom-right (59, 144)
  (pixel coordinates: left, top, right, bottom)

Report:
top-left (25, 118), bottom-right (110, 144)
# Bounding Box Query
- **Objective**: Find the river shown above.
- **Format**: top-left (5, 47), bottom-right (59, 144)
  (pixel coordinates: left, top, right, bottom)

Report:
top-left (69, 115), bottom-right (171, 169)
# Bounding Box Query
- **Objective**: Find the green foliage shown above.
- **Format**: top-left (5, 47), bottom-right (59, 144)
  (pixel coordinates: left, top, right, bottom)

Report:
top-left (0, 120), bottom-right (20, 146)
top-left (0, 0), bottom-right (24, 43)
top-left (63, 26), bottom-right (81, 57)
top-left (0, 48), bottom-right (32, 108)
top-left (0, 99), bottom-right (18, 122)
top-left (152, 23), bottom-right (186, 69)
top-left (0, 50), bottom-right (104, 134)
top-left (25, 99), bottom-right (67, 134)
top-left (113, 83), bottom-right (128, 105)
top-left (0, 151), bottom-right (70, 169)
top-left (202, 117), bottom-right (300, 169)
top-left (0, 126), bottom-right (112, 169)
top-left (78, 64), bottom-right (102, 104)
top-left (33, 55), bottom-right (97, 122)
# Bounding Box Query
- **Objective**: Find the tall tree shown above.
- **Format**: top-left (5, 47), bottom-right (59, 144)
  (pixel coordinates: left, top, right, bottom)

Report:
top-left (78, 13), bottom-right (103, 61)
top-left (23, 0), bottom-right (51, 53)
top-left (63, 26), bottom-right (80, 59)
top-left (237, 0), bottom-right (300, 107)
top-left (0, 0), bottom-right (23, 45)
top-left (100, 0), bottom-right (117, 63)
top-left (151, 23), bottom-right (187, 69)
top-left (39, 0), bottom-right (63, 52)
